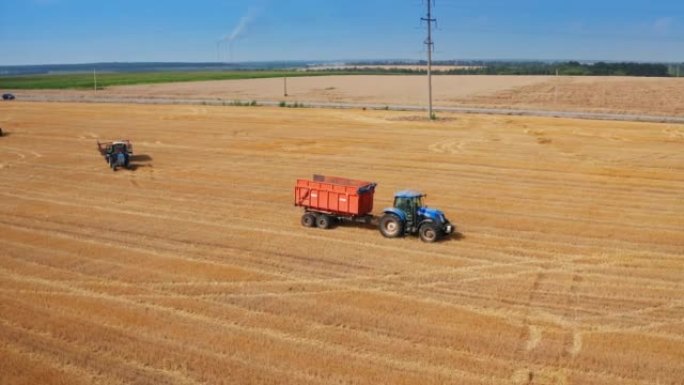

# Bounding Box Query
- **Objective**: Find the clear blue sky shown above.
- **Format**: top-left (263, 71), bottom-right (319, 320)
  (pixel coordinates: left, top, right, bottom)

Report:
top-left (0, 0), bottom-right (682, 65)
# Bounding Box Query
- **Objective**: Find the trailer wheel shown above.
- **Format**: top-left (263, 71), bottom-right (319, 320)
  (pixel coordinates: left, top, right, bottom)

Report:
top-left (316, 214), bottom-right (331, 229)
top-left (379, 214), bottom-right (403, 238)
top-left (301, 213), bottom-right (316, 227)
top-left (419, 223), bottom-right (439, 243)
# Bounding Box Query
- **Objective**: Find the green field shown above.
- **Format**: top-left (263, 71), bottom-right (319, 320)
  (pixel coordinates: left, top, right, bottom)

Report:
top-left (2, 61), bottom-right (678, 90)
top-left (0, 70), bottom-right (360, 90)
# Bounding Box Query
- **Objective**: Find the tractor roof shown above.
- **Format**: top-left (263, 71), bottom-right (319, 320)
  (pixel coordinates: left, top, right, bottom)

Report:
top-left (394, 190), bottom-right (424, 198)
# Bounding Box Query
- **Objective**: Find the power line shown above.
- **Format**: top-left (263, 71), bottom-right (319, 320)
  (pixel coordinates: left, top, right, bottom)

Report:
top-left (422, 0), bottom-right (436, 119)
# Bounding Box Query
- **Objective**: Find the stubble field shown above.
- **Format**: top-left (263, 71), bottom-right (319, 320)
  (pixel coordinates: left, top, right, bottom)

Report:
top-left (16, 75), bottom-right (684, 117)
top-left (0, 102), bottom-right (683, 385)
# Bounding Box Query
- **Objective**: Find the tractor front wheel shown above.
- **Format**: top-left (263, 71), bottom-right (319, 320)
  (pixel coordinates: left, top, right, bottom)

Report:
top-left (301, 213), bottom-right (316, 228)
top-left (419, 223), bottom-right (439, 243)
top-left (379, 214), bottom-right (403, 238)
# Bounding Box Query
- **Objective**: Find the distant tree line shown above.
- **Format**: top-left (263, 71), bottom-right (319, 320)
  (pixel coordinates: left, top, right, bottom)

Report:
top-left (338, 61), bottom-right (674, 77)
top-left (458, 61), bottom-right (669, 77)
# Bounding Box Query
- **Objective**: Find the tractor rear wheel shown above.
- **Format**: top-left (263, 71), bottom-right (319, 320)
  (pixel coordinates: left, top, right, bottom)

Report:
top-left (316, 214), bottom-right (332, 229)
top-left (379, 214), bottom-right (403, 238)
top-left (419, 223), bottom-right (439, 243)
top-left (301, 213), bottom-right (316, 227)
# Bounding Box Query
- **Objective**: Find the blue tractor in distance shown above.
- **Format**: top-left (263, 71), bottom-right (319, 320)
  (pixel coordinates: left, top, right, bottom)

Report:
top-left (379, 190), bottom-right (454, 242)
top-left (97, 139), bottom-right (133, 171)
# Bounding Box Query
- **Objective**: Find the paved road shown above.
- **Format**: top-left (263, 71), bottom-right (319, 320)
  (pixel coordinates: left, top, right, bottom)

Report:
top-left (16, 93), bottom-right (684, 124)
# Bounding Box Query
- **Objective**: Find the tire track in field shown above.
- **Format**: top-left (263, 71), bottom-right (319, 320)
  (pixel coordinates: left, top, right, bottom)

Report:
top-left (1, 188), bottom-right (680, 302)
top-left (0, 341), bottom-right (109, 385)
top-left (18, 131), bottom-right (671, 207)
top-left (0, 318), bottom-right (204, 385)
top-left (0, 241), bottom-right (216, 288)
top-left (0, 273), bottom-right (513, 385)
top-left (0, 223), bottom-right (286, 283)
top-left (2, 188), bottom-right (680, 290)
top-left (2, 147), bottom-right (680, 249)
top-left (0, 314), bottom-right (319, 385)
top-left (9, 234), bottom-right (664, 384)
top-left (0, 193), bottom-right (523, 273)
top-left (407, 271), bottom-right (683, 333)
top-left (10, 237), bottom-right (680, 342)
top-left (0, 262), bottom-right (524, 383)
top-left (5, 162), bottom-right (680, 242)
top-left (4, 182), bottom-right (680, 272)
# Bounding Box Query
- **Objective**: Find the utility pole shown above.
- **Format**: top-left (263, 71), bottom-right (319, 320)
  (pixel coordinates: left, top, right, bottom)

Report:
top-left (554, 68), bottom-right (559, 104)
top-left (93, 69), bottom-right (97, 92)
top-left (422, 0), bottom-right (436, 119)
top-left (284, 77), bottom-right (288, 97)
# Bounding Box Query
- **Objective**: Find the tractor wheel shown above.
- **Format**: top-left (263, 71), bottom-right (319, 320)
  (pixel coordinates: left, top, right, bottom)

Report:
top-left (301, 213), bottom-right (316, 228)
top-left (379, 214), bottom-right (403, 238)
top-left (316, 214), bottom-right (331, 229)
top-left (419, 223), bottom-right (439, 243)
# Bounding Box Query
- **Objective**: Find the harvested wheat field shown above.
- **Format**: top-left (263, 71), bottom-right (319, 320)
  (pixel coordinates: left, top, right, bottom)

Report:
top-left (0, 102), bottom-right (683, 385)
top-left (460, 76), bottom-right (684, 117)
top-left (19, 75), bottom-right (684, 117)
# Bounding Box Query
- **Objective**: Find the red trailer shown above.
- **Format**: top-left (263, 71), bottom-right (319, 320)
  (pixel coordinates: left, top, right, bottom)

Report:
top-left (294, 175), bottom-right (376, 228)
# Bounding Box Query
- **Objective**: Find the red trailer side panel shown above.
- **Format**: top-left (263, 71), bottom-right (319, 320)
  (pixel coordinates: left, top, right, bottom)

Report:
top-left (295, 176), bottom-right (376, 216)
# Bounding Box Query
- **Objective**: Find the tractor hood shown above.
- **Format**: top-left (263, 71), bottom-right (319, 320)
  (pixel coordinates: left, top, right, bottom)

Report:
top-left (418, 207), bottom-right (447, 223)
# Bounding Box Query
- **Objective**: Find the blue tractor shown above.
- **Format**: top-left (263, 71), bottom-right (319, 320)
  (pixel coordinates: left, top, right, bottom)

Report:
top-left (378, 190), bottom-right (454, 242)
top-left (97, 140), bottom-right (132, 171)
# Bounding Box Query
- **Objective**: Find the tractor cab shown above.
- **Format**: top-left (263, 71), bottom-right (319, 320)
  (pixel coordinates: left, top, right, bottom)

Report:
top-left (98, 139), bottom-right (133, 156)
top-left (393, 190), bottom-right (424, 231)
top-left (378, 190), bottom-right (454, 242)
top-left (109, 141), bottom-right (131, 154)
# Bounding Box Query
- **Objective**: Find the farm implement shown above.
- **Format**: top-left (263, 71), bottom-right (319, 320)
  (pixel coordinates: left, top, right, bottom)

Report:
top-left (295, 175), bottom-right (454, 242)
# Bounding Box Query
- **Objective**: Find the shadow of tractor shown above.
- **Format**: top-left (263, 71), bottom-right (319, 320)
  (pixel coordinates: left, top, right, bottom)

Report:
top-left (130, 154), bottom-right (152, 162)
top-left (126, 154), bottom-right (153, 171)
top-left (328, 217), bottom-right (463, 243)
